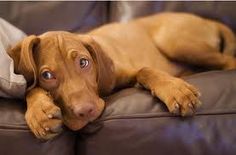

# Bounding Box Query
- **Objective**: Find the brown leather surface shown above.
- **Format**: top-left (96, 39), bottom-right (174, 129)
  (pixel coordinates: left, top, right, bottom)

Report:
top-left (0, 98), bottom-right (76, 155)
top-left (77, 70), bottom-right (236, 155)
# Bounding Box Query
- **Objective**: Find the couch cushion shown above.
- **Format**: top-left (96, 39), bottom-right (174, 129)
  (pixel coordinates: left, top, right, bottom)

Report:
top-left (0, 18), bottom-right (26, 98)
top-left (77, 70), bottom-right (236, 155)
top-left (0, 98), bottom-right (76, 155)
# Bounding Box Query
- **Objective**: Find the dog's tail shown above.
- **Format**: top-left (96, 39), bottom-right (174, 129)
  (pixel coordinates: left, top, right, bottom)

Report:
top-left (217, 22), bottom-right (236, 56)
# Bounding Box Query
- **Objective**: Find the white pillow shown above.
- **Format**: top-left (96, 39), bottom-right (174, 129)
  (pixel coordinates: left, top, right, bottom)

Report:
top-left (0, 18), bottom-right (27, 98)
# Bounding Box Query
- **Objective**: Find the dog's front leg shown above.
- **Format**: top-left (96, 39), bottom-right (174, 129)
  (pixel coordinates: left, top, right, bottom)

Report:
top-left (136, 67), bottom-right (201, 116)
top-left (25, 87), bottom-right (63, 140)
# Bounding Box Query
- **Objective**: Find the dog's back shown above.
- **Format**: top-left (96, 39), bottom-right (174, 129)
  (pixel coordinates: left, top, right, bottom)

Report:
top-left (89, 12), bottom-right (236, 82)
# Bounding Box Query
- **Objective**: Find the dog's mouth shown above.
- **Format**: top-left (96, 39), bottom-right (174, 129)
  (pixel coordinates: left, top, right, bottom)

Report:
top-left (63, 116), bottom-right (91, 131)
top-left (62, 109), bottom-right (103, 131)
top-left (61, 98), bottom-right (105, 131)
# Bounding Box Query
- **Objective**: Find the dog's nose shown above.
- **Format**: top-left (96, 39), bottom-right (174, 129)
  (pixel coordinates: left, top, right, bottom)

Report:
top-left (73, 103), bottom-right (96, 119)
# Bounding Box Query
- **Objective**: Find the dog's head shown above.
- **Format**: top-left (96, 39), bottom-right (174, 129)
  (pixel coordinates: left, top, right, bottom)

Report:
top-left (9, 31), bottom-right (114, 130)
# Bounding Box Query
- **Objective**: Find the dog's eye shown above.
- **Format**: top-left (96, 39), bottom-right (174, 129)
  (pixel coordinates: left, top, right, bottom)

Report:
top-left (41, 71), bottom-right (55, 80)
top-left (80, 58), bottom-right (89, 68)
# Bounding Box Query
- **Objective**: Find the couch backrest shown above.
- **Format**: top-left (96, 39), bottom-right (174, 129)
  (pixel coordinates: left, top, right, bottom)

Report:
top-left (1, 1), bottom-right (236, 34)
top-left (0, 2), bottom-right (109, 34)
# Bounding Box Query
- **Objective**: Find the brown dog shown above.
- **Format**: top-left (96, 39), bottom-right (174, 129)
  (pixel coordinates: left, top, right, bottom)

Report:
top-left (8, 12), bottom-right (236, 140)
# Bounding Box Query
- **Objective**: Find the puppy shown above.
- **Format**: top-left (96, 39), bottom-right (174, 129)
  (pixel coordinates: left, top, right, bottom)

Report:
top-left (8, 12), bottom-right (236, 139)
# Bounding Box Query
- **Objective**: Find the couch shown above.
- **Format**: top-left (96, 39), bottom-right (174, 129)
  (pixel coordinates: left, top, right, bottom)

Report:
top-left (0, 2), bottom-right (236, 155)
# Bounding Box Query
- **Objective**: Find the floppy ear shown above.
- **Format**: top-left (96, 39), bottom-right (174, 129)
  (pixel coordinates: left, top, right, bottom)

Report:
top-left (8, 35), bottom-right (39, 90)
top-left (78, 35), bottom-right (115, 95)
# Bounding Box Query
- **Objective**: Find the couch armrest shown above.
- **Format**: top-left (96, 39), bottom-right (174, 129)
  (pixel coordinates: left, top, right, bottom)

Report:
top-left (77, 70), bottom-right (236, 155)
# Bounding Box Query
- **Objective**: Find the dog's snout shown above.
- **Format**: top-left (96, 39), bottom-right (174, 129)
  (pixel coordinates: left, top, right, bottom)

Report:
top-left (73, 103), bottom-right (96, 119)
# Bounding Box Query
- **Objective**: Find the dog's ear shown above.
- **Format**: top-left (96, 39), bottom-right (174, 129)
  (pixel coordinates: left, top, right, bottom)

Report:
top-left (8, 35), bottom-right (39, 90)
top-left (78, 35), bottom-right (115, 95)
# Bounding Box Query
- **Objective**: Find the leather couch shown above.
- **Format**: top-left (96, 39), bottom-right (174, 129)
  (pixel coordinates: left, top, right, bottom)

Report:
top-left (0, 2), bottom-right (236, 155)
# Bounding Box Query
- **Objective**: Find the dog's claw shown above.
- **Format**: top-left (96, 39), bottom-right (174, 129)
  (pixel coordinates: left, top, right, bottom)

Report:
top-left (47, 109), bottom-right (62, 119)
top-left (47, 114), bottom-right (53, 119)
top-left (175, 103), bottom-right (179, 109)
top-left (42, 131), bottom-right (46, 136)
top-left (197, 92), bottom-right (201, 97)
top-left (188, 103), bottom-right (194, 109)
top-left (195, 100), bottom-right (202, 108)
top-left (173, 103), bottom-right (180, 114)
top-left (45, 127), bottom-right (50, 131)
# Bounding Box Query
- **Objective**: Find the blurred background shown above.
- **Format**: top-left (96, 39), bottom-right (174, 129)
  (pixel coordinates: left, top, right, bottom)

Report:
top-left (0, 1), bottom-right (236, 35)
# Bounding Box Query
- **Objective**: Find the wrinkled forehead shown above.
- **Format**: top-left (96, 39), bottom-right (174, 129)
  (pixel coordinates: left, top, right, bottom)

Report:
top-left (35, 32), bottom-right (89, 66)
top-left (38, 32), bottom-right (87, 55)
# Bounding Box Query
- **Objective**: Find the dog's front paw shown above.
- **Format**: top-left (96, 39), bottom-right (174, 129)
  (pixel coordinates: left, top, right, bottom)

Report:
top-left (25, 92), bottom-right (63, 140)
top-left (152, 78), bottom-right (202, 116)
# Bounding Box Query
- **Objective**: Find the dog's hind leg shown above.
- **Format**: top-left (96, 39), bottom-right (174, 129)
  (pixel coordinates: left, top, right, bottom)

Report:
top-left (154, 39), bottom-right (236, 70)
top-left (217, 22), bottom-right (236, 56)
